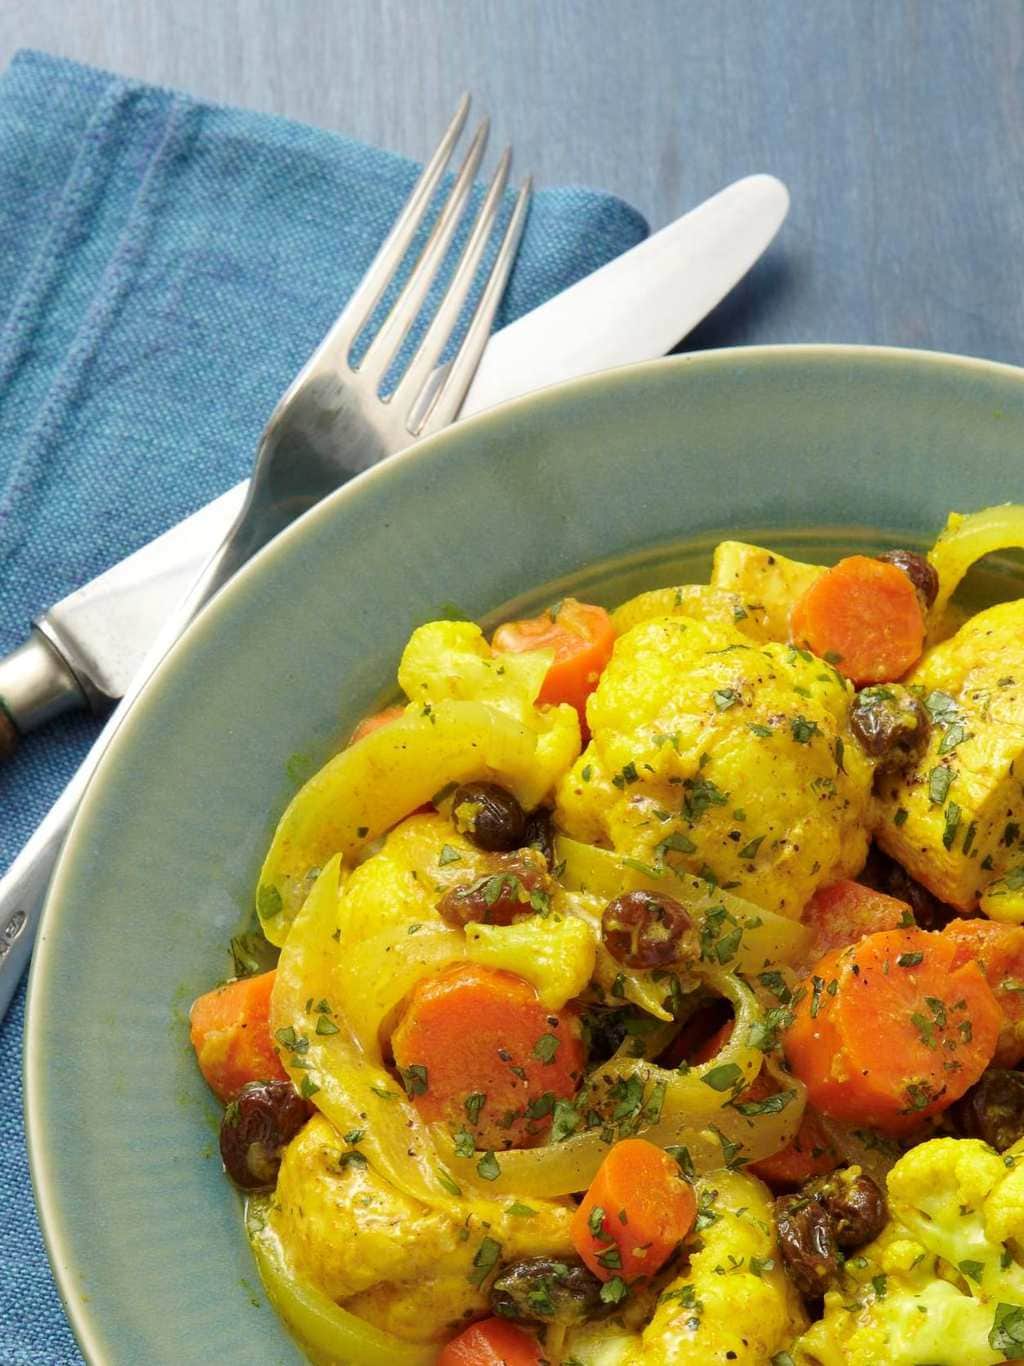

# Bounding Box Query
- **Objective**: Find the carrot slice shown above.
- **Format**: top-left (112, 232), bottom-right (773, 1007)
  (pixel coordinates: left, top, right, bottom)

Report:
top-left (390, 964), bottom-right (584, 1152)
top-left (439, 1318), bottom-right (544, 1366)
top-left (789, 555), bottom-right (925, 684)
top-left (571, 1137), bottom-right (697, 1283)
top-left (492, 598), bottom-right (614, 720)
top-left (801, 880), bottom-right (912, 968)
top-left (350, 704), bottom-right (406, 745)
top-left (691, 1021), bottom-right (839, 1188)
top-left (943, 918), bottom-right (1024, 1066)
top-left (783, 928), bottom-right (1001, 1132)
top-left (189, 970), bottom-right (288, 1103)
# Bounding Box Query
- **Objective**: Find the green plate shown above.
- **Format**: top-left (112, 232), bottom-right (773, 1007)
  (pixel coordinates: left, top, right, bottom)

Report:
top-left (26, 346), bottom-right (1024, 1363)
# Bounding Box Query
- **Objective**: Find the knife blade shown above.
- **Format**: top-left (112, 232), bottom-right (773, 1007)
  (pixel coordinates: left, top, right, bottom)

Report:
top-left (0, 174), bottom-right (788, 746)
top-left (0, 172), bottom-right (788, 1020)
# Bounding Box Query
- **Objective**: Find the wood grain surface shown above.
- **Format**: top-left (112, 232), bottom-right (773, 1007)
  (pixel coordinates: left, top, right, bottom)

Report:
top-left (1, 0), bottom-right (1023, 362)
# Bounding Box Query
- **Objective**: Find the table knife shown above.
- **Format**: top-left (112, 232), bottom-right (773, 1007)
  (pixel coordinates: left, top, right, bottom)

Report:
top-left (0, 174), bottom-right (788, 752)
top-left (0, 172), bottom-right (788, 1018)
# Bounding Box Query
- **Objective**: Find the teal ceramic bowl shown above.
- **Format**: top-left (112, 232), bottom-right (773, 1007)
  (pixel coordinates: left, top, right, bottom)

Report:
top-left (26, 345), bottom-right (1024, 1363)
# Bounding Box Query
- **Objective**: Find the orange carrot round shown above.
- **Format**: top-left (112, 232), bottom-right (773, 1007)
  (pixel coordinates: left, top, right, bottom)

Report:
top-left (943, 918), bottom-right (1024, 1066)
top-left (783, 927), bottom-right (1001, 1132)
top-left (690, 1020), bottom-right (839, 1188)
top-left (349, 703), bottom-right (406, 745)
top-left (189, 970), bottom-right (289, 1102)
top-left (790, 556), bottom-right (925, 684)
top-left (390, 964), bottom-right (584, 1152)
top-left (492, 598), bottom-right (614, 720)
top-left (801, 880), bottom-right (912, 968)
top-left (439, 1318), bottom-right (544, 1366)
top-left (571, 1137), bottom-right (696, 1283)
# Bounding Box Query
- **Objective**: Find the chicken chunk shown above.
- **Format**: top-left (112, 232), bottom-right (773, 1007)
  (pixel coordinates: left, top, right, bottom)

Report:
top-left (270, 1114), bottom-right (574, 1343)
top-left (875, 599), bottom-right (1024, 915)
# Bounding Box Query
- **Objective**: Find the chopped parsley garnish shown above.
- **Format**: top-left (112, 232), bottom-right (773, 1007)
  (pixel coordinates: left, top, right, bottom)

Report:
top-left (713, 687), bottom-right (741, 711)
top-left (257, 885), bottom-right (283, 919)
top-left (897, 951), bottom-right (924, 967)
top-left (400, 1064), bottom-right (429, 1096)
top-left (928, 765), bottom-right (953, 805)
top-left (682, 776), bottom-right (729, 824)
top-left (612, 761), bottom-right (640, 789)
top-left (738, 834), bottom-right (765, 860)
top-left (990, 1302), bottom-right (1024, 1357)
top-left (943, 801), bottom-right (962, 850)
top-left (701, 1062), bottom-right (745, 1093)
top-left (299, 1075), bottom-right (320, 1099)
top-left (453, 1128), bottom-right (476, 1158)
top-left (476, 1150), bottom-right (501, 1181)
top-left (508, 1202), bottom-right (537, 1217)
top-left (790, 715), bottom-right (819, 744)
top-left (599, 1276), bottom-right (630, 1305)
top-left (532, 1033), bottom-right (560, 1064)
top-left (464, 1092), bottom-right (486, 1125)
top-left (551, 1099), bottom-right (582, 1143)
top-left (959, 1259), bottom-right (984, 1283)
top-left (437, 844), bottom-right (462, 865)
top-left (732, 1088), bottom-right (796, 1118)
top-left (469, 1236), bottom-right (502, 1287)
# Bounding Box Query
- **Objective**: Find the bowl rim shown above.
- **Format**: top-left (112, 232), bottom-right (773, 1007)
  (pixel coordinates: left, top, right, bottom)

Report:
top-left (24, 339), bottom-right (1024, 1363)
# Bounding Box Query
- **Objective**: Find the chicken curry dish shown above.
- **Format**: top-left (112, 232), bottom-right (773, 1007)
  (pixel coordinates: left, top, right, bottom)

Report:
top-left (190, 504), bottom-right (1024, 1365)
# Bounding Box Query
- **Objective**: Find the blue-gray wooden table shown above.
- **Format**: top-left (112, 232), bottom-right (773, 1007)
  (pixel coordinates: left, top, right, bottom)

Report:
top-left (1, 0), bottom-right (1022, 365)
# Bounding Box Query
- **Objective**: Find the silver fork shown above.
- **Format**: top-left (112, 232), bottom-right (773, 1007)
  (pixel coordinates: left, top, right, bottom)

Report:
top-left (0, 97), bottom-right (531, 1018)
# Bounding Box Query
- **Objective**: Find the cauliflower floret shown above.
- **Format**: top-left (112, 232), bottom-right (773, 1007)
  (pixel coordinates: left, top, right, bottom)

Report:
top-left (556, 616), bottom-right (873, 917)
top-left (270, 1114), bottom-right (573, 1343)
top-left (632, 1170), bottom-right (805, 1364)
top-left (795, 1137), bottom-right (1024, 1365)
top-left (336, 812), bottom-right (596, 1010)
top-left (398, 620), bottom-right (580, 807)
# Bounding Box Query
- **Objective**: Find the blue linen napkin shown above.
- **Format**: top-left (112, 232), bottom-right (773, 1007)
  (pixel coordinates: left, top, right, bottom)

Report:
top-left (0, 49), bottom-right (647, 1364)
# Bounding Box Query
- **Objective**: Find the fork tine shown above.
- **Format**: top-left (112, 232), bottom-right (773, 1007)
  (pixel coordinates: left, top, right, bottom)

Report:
top-left (390, 146), bottom-right (511, 418)
top-left (415, 178), bottom-right (532, 436)
top-left (298, 96), bottom-right (470, 370)
top-left (356, 117), bottom-right (491, 388)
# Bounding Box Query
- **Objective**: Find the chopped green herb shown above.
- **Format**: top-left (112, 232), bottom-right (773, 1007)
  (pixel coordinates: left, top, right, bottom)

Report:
top-left (897, 951), bottom-right (924, 967)
top-left (893, 807), bottom-right (909, 827)
top-left (701, 1062), bottom-right (745, 1093)
top-left (991, 1302), bottom-right (1024, 1357)
top-left (438, 844), bottom-right (462, 865)
top-left (532, 1033), bottom-right (560, 1064)
top-left (790, 715), bottom-right (819, 744)
top-left (469, 1235), bottom-right (502, 1287)
top-left (943, 801), bottom-right (962, 850)
top-left (928, 765), bottom-right (953, 805)
top-left (738, 834), bottom-right (765, 860)
top-left (453, 1128), bottom-right (476, 1158)
top-left (257, 885), bottom-right (283, 919)
top-left (959, 1259), bottom-right (985, 1283)
top-left (299, 1075), bottom-right (320, 1099)
top-left (599, 1276), bottom-right (629, 1305)
top-left (400, 1064), bottom-right (429, 1097)
top-left (508, 1201), bottom-right (537, 1217)
top-left (732, 1089), bottom-right (797, 1118)
top-left (713, 687), bottom-right (741, 711)
top-left (476, 1150), bottom-right (501, 1181)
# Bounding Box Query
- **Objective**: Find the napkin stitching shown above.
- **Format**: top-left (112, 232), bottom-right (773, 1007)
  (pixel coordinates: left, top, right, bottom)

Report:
top-left (0, 90), bottom-right (195, 571)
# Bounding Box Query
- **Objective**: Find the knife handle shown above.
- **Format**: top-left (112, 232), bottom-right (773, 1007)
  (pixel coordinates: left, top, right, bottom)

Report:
top-left (0, 631), bottom-right (88, 760)
top-left (0, 707), bottom-right (16, 761)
